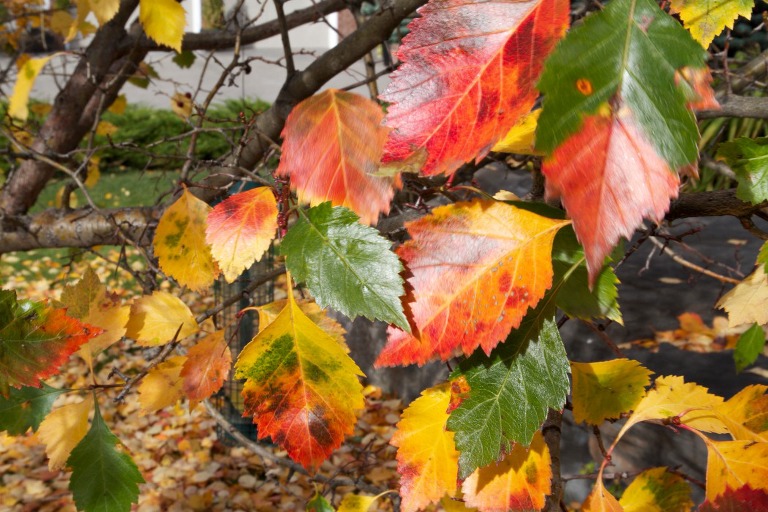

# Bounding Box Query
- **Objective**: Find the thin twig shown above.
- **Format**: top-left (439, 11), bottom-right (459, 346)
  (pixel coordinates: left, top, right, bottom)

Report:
top-left (648, 236), bottom-right (741, 284)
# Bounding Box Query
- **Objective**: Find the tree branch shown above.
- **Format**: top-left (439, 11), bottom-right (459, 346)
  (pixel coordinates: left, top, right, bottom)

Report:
top-left (698, 95), bottom-right (768, 119)
top-left (666, 189), bottom-right (768, 220)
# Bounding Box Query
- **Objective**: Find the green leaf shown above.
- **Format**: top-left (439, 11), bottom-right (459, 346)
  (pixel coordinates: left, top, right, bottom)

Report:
top-left (734, 323), bottom-right (766, 373)
top-left (281, 203), bottom-right (408, 330)
top-left (758, 241), bottom-right (768, 271)
top-left (68, 401), bottom-right (144, 512)
top-left (306, 492), bottom-right (335, 512)
top-left (0, 383), bottom-right (67, 435)
top-left (537, 0), bottom-right (706, 168)
top-left (552, 227), bottom-right (622, 323)
top-left (446, 300), bottom-right (569, 477)
top-left (172, 50), bottom-right (196, 69)
top-left (718, 137), bottom-right (768, 205)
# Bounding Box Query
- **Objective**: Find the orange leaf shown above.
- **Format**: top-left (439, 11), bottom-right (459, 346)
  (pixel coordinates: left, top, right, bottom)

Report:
top-left (181, 330), bottom-right (231, 402)
top-left (391, 383), bottom-right (459, 512)
top-left (206, 187), bottom-right (278, 282)
top-left (704, 438), bottom-right (768, 502)
top-left (543, 112), bottom-right (680, 283)
top-left (380, 0), bottom-right (569, 177)
top-left (376, 200), bottom-right (568, 367)
top-left (461, 431), bottom-right (551, 511)
top-left (583, 479), bottom-right (623, 512)
top-left (275, 89), bottom-right (398, 225)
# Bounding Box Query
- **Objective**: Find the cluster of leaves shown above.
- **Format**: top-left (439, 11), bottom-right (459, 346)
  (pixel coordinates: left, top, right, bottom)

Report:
top-left (3, 0), bottom-right (768, 511)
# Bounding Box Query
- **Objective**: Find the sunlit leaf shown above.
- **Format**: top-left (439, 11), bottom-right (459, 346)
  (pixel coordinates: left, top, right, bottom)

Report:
top-left (38, 395), bottom-right (93, 470)
top-left (234, 292), bottom-right (364, 470)
top-left (718, 137), bottom-right (768, 206)
top-left (571, 359), bottom-right (652, 425)
top-left (282, 203), bottom-right (408, 330)
top-left (206, 187), bottom-right (278, 283)
top-left (337, 493), bottom-right (380, 512)
top-left (734, 324), bottom-right (766, 373)
top-left (704, 438), bottom-right (768, 502)
top-left (461, 431), bottom-right (551, 511)
top-left (138, 355), bottom-right (186, 414)
top-left (670, 0), bottom-right (754, 47)
top-left (256, 299), bottom-right (347, 345)
top-left (171, 92), bottom-right (193, 120)
top-left (377, 200), bottom-right (568, 367)
top-left (491, 109), bottom-right (543, 156)
top-left (89, 0), bottom-right (120, 24)
top-left (391, 383), bottom-right (459, 512)
top-left (619, 467), bottom-right (693, 512)
top-left (380, 0), bottom-right (568, 176)
top-left (181, 331), bottom-right (231, 402)
top-left (139, 0), bottom-right (186, 52)
top-left (154, 188), bottom-right (217, 291)
top-left (9, 56), bottom-right (53, 121)
top-left (276, 90), bottom-right (398, 225)
top-left (0, 384), bottom-right (66, 435)
top-left (699, 485), bottom-right (768, 511)
top-left (717, 266), bottom-right (768, 327)
top-left (125, 291), bottom-right (199, 346)
top-left (583, 479), bottom-right (622, 512)
top-left (714, 385), bottom-right (768, 442)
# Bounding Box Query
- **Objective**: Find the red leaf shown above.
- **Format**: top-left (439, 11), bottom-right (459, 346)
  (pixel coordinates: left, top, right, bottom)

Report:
top-left (699, 485), bottom-right (768, 512)
top-left (275, 89), bottom-right (398, 225)
top-left (380, 0), bottom-right (569, 177)
top-left (375, 200), bottom-right (568, 367)
top-left (542, 112), bottom-right (680, 283)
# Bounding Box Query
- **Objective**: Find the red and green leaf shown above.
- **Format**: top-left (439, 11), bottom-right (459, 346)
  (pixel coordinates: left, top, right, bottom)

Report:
top-left (380, 0), bottom-right (569, 177)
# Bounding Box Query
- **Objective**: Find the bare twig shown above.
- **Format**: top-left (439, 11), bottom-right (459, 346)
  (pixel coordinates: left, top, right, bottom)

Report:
top-left (648, 236), bottom-right (741, 284)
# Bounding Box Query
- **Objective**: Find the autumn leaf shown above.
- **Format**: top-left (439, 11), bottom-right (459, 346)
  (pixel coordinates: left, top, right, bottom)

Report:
top-left (718, 137), bottom-right (768, 205)
top-left (68, 402), bottom-right (144, 512)
top-left (619, 467), bottom-right (693, 512)
top-left (124, 291), bottom-right (199, 346)
top-left (206, 187), bottom-right (278, 283)
top-left (542, 112), bottom-right (681, 283)
top-left (154, 188), bottom-right (217, 291)
top-left (60, 267), bottom-right (129, 367)
top-left (275, 90), bottom-right (398, 225)
top-left (0, 290), bottom-right (102, 395)
top-left (38, 395), bottom-right (93, 470)
top-left (256, 299), bottom-right (347, 345)
top-left (88, 0), bottom-right (120, 24)
top-left (583, 479), bottom-right (623, 512)
top-left (615, 375), bottom-right (727, 446)
top-left (491, 109), bottom-right (543, 156)
top-left (380, 0), bottom-right (568, 176)
top-left (391, 383), bottom-right (459, 512)
top-left (138, 355), bottom-right (186, 414)
top-left (670, 0), bottom-right (754, 47)
top-left (9, 55), bottom-right (53, 121)
top-left (699, 485), bottom-right (768, 511)
top-left (234, 290), bottom-right (364, 470)
top-left (171, 91), bottom-right (193, 119)
top-left (181, 331), bottom-right (231, 402)
top-left (139, 0), bottom-right (186, 52)
top-left (446, 301), bottom-right (569, 477)
top-left (571, 359), bottom-right (652, 425)
top-left (337, 493), bottom-right (386, 512)
top-left (282, 203), bottom-right (408, 330)
top-left (704, 438), bottom-right (768, 502)
top-left (461, 431), bottom-right (552, 511)
top-left (714, 385), bottom-right (768, 442)
top-left (0, 384), bottom-right (67, 435)
top-left (307, 492), bottom-right (335, 511)
top-left (717, 266), bottom-right (768, 327)
top-left (734, 324), bottom-right (766, 373)
top-left (376, 200), bottom-right (568, 367)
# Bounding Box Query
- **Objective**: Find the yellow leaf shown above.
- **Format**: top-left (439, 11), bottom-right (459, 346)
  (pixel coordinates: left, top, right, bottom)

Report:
top-left (440, 496), bottom-right (478, 511)
top-left (60, 267), bottom-right (129, 367)
top-left (171, 92), bottom-right (193, 120)
top-left (95, 120), bottom-right (118, 136)
top-left (55, 185), bottom-right (77, 208)
top-left (89, 0), bottom-right (120, 25)
top-left (125, 291), bottom-right (199, 346)
top-left (37, 395), bottom-right (93, 470)
top-left (108, 94), bottom-right (127, 115)
top-left (9, 55), bottom-right (53, 121)
top-left (337, 494), bottom-right (377, 512)
top-left (138, 355), bottom-right (186, 414)
top-left (234, 291), bottom-right (364, 470)
top-left (139, 0), bottom-right (186, 52)
top-left (256, 298), bottom-right (346, 346)
top-left (66, 0), bottom-right (92, 42)
top-left (670, 0), bottom-right (754, 47)
top-left (714, 385), bottom-right (768, 442)
top-left (619, 467), bottom-right (693, 512)
top-left (49, 11), bottom-right (74, 38)
top-left (154, 188), bottom-right (217, 291)
top-left (571, 359), bottom-right (652, 425)
top-left (704, 438), bottom-right (768, 501)
top-left (391, 383), bottom-right (459, 512)
top-left (717, 266), bottom-right (768, 327)
top-left (583, 479), bottom-right (622, 512)
top-left (491, 109), bottom-right (543, 155)
top-left (461, 431), bottom-right (551, 511)
top-left (615, 375), bottom-right (727, 445)
top-left (85, 157), bottom-right (100, 189)
top-left (28, 102), bottom-right (51, 117)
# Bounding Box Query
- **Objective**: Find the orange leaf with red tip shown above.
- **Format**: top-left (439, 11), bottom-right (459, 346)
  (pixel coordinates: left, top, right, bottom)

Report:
top-left (0, 290), bottom-right (103, 395)
top-left (376, 200), bottom-right (568, 367)
top-left (542, 112), bottom-right (680, 283)
top-left (380, 0), bottom-right (569, 177)
top-left (275, 89), bottom-right (398, 225)
top-left (206, 187), bottom-right (278, 282)
top-left (181, 330), bottom-right (231, 402)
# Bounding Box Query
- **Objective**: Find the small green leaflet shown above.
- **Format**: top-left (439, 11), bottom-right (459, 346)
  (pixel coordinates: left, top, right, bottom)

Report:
top-left (446, 301), bottom-right (569, 478)
top-left (758, 241), bottom-right (768, 271)
top-left (734, 323), bottom-right (766, 373)
top-left (306, 492), bottom-right (335, 512)
top-left (172, 50), bottom-right (196, 68)
top-left (537, 0), bottom-right (706, 168)
top-left (281, 203), bottom-right (408, 330)
top-left (0, 384), bottom-right (67, 435)
top-left (718, 137), bottom-right (768, 204)
top-left (68, 401), bottom-right (144, 512)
